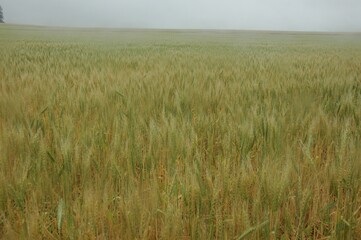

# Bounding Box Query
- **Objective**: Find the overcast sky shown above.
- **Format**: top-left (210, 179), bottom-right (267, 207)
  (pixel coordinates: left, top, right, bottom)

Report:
top-left (1, 0), bottom-right (361, 32)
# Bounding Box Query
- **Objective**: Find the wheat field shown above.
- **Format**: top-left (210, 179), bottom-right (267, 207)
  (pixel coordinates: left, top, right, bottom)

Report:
top-left (0, 25), bottom-right (361, 239)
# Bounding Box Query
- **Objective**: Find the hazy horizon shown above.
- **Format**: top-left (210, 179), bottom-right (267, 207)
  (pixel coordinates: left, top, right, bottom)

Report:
top-left (1, 0), bottom-right (361, 32)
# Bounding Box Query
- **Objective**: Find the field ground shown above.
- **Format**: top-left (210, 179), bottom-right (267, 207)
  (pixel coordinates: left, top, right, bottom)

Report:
top-left (0, 24), bottom-right (361, 239)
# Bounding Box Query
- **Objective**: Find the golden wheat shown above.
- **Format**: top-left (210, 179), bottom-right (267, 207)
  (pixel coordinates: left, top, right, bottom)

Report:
top-left (0, 25), bottom-right (361, 239)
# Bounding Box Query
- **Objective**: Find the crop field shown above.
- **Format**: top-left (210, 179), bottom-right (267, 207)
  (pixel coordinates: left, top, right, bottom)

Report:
top-left (0, 24), bottom-right (361, 239)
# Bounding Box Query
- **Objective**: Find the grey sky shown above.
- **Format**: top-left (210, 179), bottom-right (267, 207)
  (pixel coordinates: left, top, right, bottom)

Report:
top-left (1, 0), bottom-right (361, 32)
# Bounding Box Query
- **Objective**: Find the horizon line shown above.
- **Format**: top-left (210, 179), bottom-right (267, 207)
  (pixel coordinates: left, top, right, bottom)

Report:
top-left (1, 22), bottom-right (361, 35)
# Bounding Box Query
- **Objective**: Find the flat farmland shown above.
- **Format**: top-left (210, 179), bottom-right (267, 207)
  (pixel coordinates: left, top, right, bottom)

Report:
top-left (0, 25), bottom-right (361, 239)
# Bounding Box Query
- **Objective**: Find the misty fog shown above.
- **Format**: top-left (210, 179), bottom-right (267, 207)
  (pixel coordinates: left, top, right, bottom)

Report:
top-left (1, 0), bottom-right (361, 32)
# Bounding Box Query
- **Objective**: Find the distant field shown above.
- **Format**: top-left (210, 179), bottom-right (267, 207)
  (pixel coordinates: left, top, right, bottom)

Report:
top-left (0, 24), bottom-right (361, 239)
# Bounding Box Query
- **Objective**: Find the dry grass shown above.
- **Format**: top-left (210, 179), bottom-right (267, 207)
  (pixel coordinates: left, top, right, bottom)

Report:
top-left (0, 25), bottom-right (361, 239)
